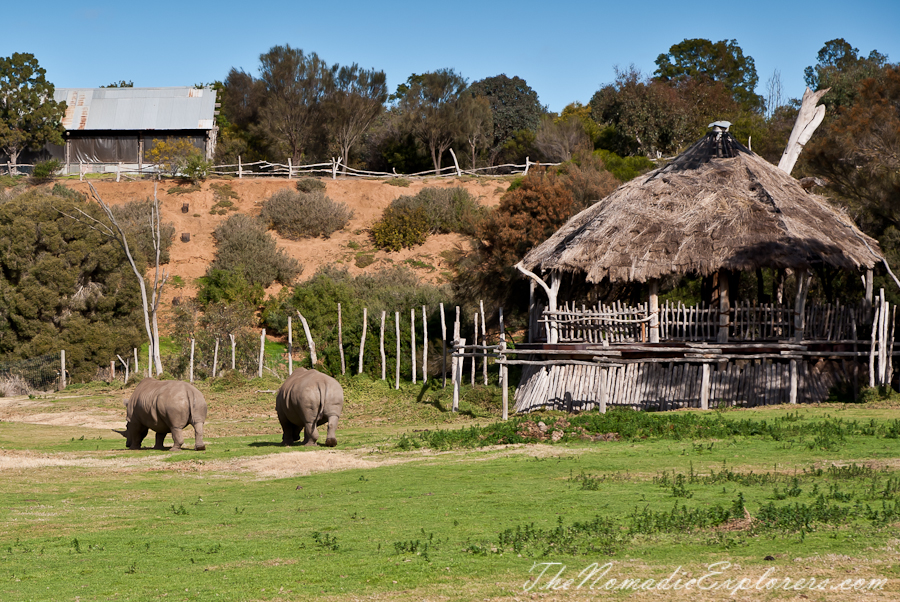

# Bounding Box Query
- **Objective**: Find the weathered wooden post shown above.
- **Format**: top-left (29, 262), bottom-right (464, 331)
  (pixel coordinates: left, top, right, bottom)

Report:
top-left (189, 338), bottom-right (195, 383)
top-left (422, 305), bottom-right (428, 384)
top-left (59, 350), bottom-right (66, 391)
top-left (379, 311), bottom-right (386, 381)
top-left (238, 155), bottom-right (242, 179)
top-left (499, 307), bottom-right (508, 421)
top-left (700, 363), bottom-right (711, 410)
top-left (717, 271), bottom-right (730, 344)
top-left (288, 157), bottom-right (292, 179)
top-left (794, 270), bottom-right (810, 342)
top-left (358, 308), bottom-right (368, 375)
top-left (440, 303), bottom-right (447, 388)
top-left (598, 367), bottom-right (608, 414)
top-left (133, 347), bottom-right (138, 378)
top-left (394, 311), bottom-right (401, 390)
top-left (649, 279), bottom-right (660, 343)
top-left (480, 300), bottom-right (488, 385)
top-left (111, 360), bottom-right (116, 381)
top-left (230, 333), bottom-right (236, 371)
top-left (147, 345), bottom-right (151, 377)
top-left (297, 311), bottom-right (317, 367)
top-left (258, 329), bottom-right (265, 378)
top-left (213, 338), bottom-right (220, 378)
top-left (452, 338), bottom-right (466, 412)
top-left (338, 303), bottom-right (345, 375)
top-left (789, 359), bottom-right (798, 404)
top-left (471, 313), bottom-right (478, 387)
top-left (287, 316), bottom-right (293, 376)
top-left (410, 308), bottom-right (416, 384)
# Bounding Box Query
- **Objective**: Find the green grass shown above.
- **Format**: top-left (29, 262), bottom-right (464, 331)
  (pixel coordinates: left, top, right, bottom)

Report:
top-left (0, 386), bottom-right (898, 600)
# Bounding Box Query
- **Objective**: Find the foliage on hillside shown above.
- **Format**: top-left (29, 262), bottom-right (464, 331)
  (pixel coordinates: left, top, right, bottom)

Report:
top-left (0, 187), bottom-right (145, 380)
top-left (209, 214), bottom-right (302, 288)
top-left (259, 187), bottom-right (353, 239)
top-left (371, 187), bottom-right (487, 251)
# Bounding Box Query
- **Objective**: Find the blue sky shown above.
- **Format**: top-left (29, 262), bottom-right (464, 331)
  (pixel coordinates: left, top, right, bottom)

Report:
top-left (5, 0), bottom-right (898, 113)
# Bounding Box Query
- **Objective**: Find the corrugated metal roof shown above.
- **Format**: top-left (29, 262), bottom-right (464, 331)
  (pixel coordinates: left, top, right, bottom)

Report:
top-left (54, 87), bottom-right (217, 131)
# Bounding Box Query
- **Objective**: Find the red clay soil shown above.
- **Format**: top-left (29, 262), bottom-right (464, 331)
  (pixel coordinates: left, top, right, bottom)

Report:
top-left (65, 177), bottom-right (509, 312)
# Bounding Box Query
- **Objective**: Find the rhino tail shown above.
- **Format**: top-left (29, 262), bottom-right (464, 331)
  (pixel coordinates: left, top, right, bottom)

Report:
top-left (187, 389), bottom-right (208, 424)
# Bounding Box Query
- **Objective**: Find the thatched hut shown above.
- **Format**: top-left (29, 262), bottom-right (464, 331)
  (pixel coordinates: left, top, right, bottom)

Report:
top-left (507, 124), bottom-right (893, 413)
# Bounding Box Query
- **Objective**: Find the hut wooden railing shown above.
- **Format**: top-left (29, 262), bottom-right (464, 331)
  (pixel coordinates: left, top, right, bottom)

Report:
top-left (538, 300), bottom-right (869, 344)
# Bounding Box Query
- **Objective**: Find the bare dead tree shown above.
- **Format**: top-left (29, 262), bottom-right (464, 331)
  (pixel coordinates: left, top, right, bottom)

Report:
top-left (83, 181), bottom-right (168, 375)
top-left (765, 69), bottom-right (784, 121)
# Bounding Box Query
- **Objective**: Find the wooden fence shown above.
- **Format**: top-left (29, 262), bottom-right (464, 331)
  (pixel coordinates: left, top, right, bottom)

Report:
top-left (2, 155), bottom-right (558, 181)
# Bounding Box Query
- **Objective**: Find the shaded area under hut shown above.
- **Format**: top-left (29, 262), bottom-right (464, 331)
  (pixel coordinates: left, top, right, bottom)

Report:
top-left (508, 122), bottom-right (896, 413)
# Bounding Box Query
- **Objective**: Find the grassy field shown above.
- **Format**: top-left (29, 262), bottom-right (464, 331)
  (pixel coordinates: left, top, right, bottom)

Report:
top-left (1, 375), bottom-right (899, 601)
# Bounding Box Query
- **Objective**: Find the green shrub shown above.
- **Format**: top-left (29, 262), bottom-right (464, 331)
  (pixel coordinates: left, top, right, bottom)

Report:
top-left (182, 154), bottom-right (212, 183)
top-left (210, 214), bottom-right (302, 287)
top-left (260, 188), bottom-right (353, 240)
top-left (50, 184), bottom-right (84, 201)
top-left (371, 204), bottom-right (429, 251)
top-left (295, 178), bottom-right (326, 193)
top-left (31, 159), bottom-right (61, 181)
top-left (388, 187), bottom-right (487, 236)
top-left (385, 178), bottom-right (410, 187)
top-left (196, 269), bottom-right (265, 308)
top-left (594, 150), bottom-right (654, 182)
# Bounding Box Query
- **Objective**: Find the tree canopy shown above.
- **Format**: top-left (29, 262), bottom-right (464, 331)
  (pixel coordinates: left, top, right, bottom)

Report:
top-left (0, 53), bottom-right (66, 166)
top-left (468, 74), bottom-right (544, 154)
top-left (804, 38), bottom-right (890, 109)
top-left (654, 38), bottom-right (763, 111)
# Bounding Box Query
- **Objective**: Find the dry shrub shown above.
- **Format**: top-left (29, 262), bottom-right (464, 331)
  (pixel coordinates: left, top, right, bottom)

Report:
top-left (211, 214), bottom-right (302, 287)
top-left (260, 188), bottom-right (353, 239)
top-left (1, 374), bottom-right (34, 397)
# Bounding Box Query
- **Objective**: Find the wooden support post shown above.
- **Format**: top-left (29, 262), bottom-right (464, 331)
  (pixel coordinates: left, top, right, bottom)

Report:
top-left (449, 148), bottom-right (462, 176)
top-left (59, 350), bottom-right (66, 391)
top-left (297, 311), bottom-right (317, 367)
top-left (230, 334), bottom-right (236, 370)
top-left (422, 305), bottom-right (428, 384)
top-left (471, 313), bottom-right (478, 386)
top-left (358, 308), bottom-right (368, 375)
top-left (189, 338), bottom-right (195, 383)
top-left (440, 303), bottom-right (447, 388)
top-left (410, 308), bottom-right (416, 384)
top-left (133, 347), bottom-right (138, 378)
top-left (288, 157), bottom-right (292, 179)
top-left (148, 345), bottom-right (152, 377)
top-left (117, 354), bottom-right (129, 383)
top-left (338, 303), bottom-right (345, 375)
top-left (452, 338), bottom-right (465, 412)
top-left (213, 338), bottom-right (219, 378)
top-left (287, 316), bottom-right (293, 376)
top-left (700, 363), bottom-right (711, 410)
top-left (649, 279), bottom-right (660, 343)
top-left (379, 311), bottom-right (386, 381)
top-left (794, 269), bottom-right (810, 342)
top-left (452, 306), bottom-right (460, 387)
top-left (870, 304), bottom-right (879, 388)
top-left (499, 307), bottom-right (507, 420)
top-left (864, 269), bottom-right (874, 317)
top-left (395, 311), bottom-right (401, 390)
top-left (717, 271), bottom-right (730, 344)
top-left (111, 360), bottom-right (116, 381)
top-left (528, 280), bottom-right (536, 343)
top-left (238, 155), bottom-right (242, 179)
top-left (258, 329), bottom-right (265, 378)
top-left (789, 359), bottom-right (798, 404)
top-left (480, 300), bottom-right (488, 385)
top-left (598, 367), bottom-right (607, 414)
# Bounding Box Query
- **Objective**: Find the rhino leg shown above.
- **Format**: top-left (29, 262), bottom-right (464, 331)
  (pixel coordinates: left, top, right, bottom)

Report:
top-left (301, 423), bottom-right (318, 446)
top-left (154, 431), bottom-right (167, 450)
top-left (193, 422), bottom-right (206, 451)
top-left (170, 427), bottom-right (185, 451)
top-left (129, 425), bottom-right (149, 450)
top-left (278, 413), bottom-right (298, 446)
top-left (324, 415), bottom-right (339, 447)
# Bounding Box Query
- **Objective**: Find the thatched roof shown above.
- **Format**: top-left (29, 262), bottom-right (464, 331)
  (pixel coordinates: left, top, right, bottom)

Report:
top-left (520, 130), bottom-right (884, 283)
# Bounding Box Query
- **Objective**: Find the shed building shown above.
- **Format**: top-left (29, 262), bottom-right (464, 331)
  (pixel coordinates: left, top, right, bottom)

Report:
top-left (46, 86), bottom-right (218, 172)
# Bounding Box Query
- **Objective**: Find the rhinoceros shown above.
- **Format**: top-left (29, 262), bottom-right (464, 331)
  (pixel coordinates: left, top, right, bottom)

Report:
top-left (275, 368), bottom-right (344, 447)
top-left (121, 378), bottom-right (207, 451)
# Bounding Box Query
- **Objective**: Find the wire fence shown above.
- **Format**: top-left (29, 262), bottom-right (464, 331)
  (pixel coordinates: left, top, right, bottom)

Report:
top-left (0, 353), bottom-right (62, 394)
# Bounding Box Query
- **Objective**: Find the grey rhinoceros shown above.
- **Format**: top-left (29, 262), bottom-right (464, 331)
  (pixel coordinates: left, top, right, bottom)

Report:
top-left (276, 368), bottom-right (344, 447)
top-left (121, 378), bottom-right (207, 451)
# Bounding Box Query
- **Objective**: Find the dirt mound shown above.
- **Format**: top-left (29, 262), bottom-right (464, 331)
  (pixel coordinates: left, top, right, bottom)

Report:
top-left (65, 177), bottom-right (507, 305)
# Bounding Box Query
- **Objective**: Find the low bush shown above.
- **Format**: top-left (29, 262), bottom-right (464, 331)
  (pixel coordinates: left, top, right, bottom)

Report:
top-left (370, 205), bottom-right (429, 251)
top-left (31, 159), bottom-right (61, 181)
top-left (260, 188), bottom-right (353, 239)
top-left (295, 178), bottom-right (326, 193)
top-left (210, 214), bottom-right (302, 287)
top-left (370, 187), bottom-right (487, 251)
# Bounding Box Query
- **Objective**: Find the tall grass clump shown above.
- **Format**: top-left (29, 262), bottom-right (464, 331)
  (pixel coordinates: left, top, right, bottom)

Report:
top-left (260, 188), bottom-right (353, 239)
top-left (371, 187), bottom-right (487, 251)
